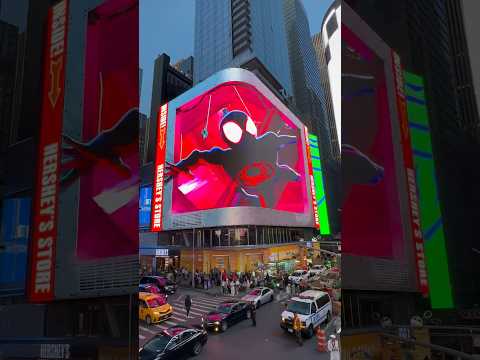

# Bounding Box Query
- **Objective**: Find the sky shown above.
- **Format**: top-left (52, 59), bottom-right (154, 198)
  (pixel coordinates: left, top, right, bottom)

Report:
top-left (140, 0), bottom-right (335, 115)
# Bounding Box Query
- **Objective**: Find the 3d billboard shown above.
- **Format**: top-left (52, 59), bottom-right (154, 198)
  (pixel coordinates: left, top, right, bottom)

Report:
top-left (0, 198), bottom-right (31, 296)
top-left (404, 71), bottom-right (453, 308)
top-left (60, 0), bottom-right (139, 260)
top-left (152, 68), bottom-right (317, 230)
top-left (342, 24), bottom-right (403, 259)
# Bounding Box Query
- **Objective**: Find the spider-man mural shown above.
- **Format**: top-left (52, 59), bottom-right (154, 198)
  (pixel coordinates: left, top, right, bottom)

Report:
top-left (342, 24), bottom-right (403, 259)
top-left (167, 82), bottom-right (308, 214)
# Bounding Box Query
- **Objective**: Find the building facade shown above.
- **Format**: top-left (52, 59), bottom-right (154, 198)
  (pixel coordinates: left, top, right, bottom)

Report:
top-left (194, 0), bottom-right (293, 102)
top-left (0, 1), bottom-right (138, 358)
top-left (173, 56), bottom-right (194, 80)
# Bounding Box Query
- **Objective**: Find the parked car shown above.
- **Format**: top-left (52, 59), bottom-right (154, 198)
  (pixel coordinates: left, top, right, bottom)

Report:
top-left (139, 292), bottom-right (173, 325)
top-left (140, 276), bottom-right (177, 294)
top-left (204, 301), bottom-right (251, 332)
top-left (241, 287), bottom-right (274, 308)
top-left (288, 270), bottom-right (309, 284)
top-left (139, 325), bottom-right (208, 360)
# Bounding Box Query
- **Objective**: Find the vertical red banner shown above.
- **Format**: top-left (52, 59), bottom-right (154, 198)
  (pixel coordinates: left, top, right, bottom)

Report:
top-left (391, 51), bottom-right (429, 297)
top-left (151, 103), bottom-right (169, 232)
top-left (28, 0), bottom-right (68, 302)
top-left (304, 126), bottom-right (320, 230)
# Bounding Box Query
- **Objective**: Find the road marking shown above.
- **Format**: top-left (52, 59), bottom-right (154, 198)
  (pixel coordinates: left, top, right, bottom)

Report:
top-left (139, 326), bottom-right (156, 334)
top-left (154, 324), bottom-right (168, 330)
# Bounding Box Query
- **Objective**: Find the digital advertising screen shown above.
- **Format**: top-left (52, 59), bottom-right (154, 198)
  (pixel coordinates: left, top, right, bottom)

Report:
top-left (341, 24), bottom-right (404, 259)
top-left (153, 68), bottom-right (316, 230)
top-left (404, 71), bottom-right (453, 308)
top-left (60, 0), bottom-right (139, 260)
top-left (307, 133), bottom-right (331, 235)
top-left (0, 198), bottom-right (31, 296)
top-left (139, 186), bottom-right (152, 228)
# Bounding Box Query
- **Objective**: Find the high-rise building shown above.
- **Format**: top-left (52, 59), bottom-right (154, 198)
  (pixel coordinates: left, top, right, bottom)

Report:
top-left (194, 0), bottom-right (293, 101)
top-left (145, 53), bottom-right (193, 163)
top-left (344, 0), bottom-right (480, 342)
top-left (173, 56), bottom-right (194, 80)
top-left (282, 0), bottom-right (340, 235)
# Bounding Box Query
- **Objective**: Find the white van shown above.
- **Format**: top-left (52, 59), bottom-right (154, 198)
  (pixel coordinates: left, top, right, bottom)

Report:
top-left (280, 290), bottom-right (332, 338)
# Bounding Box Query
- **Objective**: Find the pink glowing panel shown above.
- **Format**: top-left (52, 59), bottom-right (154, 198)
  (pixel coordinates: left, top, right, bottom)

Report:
top-left (170, 82), bottom-right (308, 214)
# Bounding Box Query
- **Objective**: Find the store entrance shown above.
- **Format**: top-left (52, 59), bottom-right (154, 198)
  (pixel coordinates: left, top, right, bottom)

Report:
top-left (155, 256), bottom-right (180, 273)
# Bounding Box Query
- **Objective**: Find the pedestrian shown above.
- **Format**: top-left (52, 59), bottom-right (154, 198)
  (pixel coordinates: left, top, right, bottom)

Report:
top-left (327, 335), bottom-right (340, 360)
top-left (293, 312), bottom-right (303, 346)
top-left (249, 302), bottom-right (256, 327)
top-left (221, 279), bottom-right (226, 295)
top-left (230, 279), bottom-right (235, 297)
top-left (235, 279), bottom-right (240, 296)
top-left (184, 294), bottom-right (192, 318)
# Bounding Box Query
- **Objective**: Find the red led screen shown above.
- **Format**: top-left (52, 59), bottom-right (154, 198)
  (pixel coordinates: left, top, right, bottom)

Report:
top-left (167, 82), bottom-right (308, 214)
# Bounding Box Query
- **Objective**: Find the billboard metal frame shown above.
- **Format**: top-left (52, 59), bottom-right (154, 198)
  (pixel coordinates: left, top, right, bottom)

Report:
top-left (157, 68), bottom-right (316, 231)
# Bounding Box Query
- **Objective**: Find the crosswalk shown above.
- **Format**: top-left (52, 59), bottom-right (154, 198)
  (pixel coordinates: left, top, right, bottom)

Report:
top-left (139, 293), bottom-right (238, 344)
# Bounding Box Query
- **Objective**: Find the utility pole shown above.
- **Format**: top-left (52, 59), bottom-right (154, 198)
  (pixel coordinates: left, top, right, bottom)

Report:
top-left (191, 228), bottom-right (195, 288)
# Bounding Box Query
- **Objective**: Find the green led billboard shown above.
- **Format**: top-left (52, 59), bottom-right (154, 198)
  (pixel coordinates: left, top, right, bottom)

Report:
top-left (404, 71), bottom-right (453, 308)
top-left (308, 134), bottom-right (330, 235)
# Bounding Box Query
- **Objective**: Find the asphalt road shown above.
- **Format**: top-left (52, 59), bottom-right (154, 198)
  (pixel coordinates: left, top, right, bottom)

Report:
top-left (139, 287), bottom-right (337, 360)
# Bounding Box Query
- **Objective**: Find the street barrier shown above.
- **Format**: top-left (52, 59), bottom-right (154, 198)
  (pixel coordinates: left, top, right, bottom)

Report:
top-left (317, 328), bottom-right (327, 352)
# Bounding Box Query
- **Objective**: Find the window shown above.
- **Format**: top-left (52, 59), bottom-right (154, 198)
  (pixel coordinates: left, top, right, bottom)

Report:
top-left (180, 330), bottom-right (195, 342)
top-left (316, 295), bottom-right (330, 309)
top-left (325, 45), bottom-right (331, 65)
top-left (262, 289), bottom-right (269, 296)
top-left (326, 14), bottom-right (338, 38)
top-left (311, 302), bottom-right (318, 314)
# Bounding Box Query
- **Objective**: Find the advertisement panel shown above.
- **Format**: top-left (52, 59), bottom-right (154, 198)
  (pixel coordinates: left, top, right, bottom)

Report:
top-left (404, 71), bottom-right (453, 308)
top-left (304, 127), bottom-right (320, 230)
top-left (151, 103), bottom-right (168, 232)
top-left (391, 53), bottom-right (429, 297)
top-left (139, 186), bottom-right (152, 228)
top-left (156, 69), bottom-right (315, 230)
top-left (0, 198), bottom-right (31, 296)
top-left (307, 133), bottom-right (331, 234)
top-left (61, 0), bottom-right (138, 259)
top-left (28, 0), bottom-right (69, 302)
top-left (342, 24), bottom-right (403, 259)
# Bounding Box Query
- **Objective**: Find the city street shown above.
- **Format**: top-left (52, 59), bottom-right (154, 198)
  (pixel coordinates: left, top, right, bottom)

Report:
top-left (139, 287), bottom-right (337, 359)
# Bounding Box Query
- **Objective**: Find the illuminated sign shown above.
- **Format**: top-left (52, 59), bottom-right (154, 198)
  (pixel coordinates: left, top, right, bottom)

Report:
top-left (151, 103), bottom-right (169, 232)
top-left (404, 71), bottom-right (453, 308)
top-left (28, 0), bottom-right (68, 303)
top-left (155, 249), bottom-right (169, 256)
top-left (392, 52), bottom-right (429, 297)
top-left (304, 127), bottom-right (320, 230)
top-left (139, 186), bottom-right (152, 227)
top-left (307, 133), bottom-right (331, 234)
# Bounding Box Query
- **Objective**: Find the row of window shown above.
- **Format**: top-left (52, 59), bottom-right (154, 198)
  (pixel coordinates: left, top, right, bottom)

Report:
top-left (160, 226), bottom-right (305, 248)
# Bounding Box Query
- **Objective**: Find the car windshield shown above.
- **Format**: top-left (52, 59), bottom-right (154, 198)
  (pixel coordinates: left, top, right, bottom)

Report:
top-left (146, 297), bottom-right (166, 307)
top-left (216, 304), bottom-right (233, 314)
top-left (248, 289), bottom-right (261, 296)
top-left (287, 301), bottom-right (310, 316)
top-left (142, 334), bottom-right (171, 354)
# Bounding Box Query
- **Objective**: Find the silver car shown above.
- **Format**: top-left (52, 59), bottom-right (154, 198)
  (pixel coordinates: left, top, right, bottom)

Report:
top-left (241, 287), bottom-right (274, 308)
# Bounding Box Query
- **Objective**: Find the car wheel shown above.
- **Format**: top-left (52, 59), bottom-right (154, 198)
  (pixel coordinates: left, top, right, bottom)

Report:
top-left (306, 325), bottom-right (314, 338)
top-left (270, 294), bottom-right (274, 302)
top-left (221, 321), bottom-right (228, 332)
top-left (145, 315), bottom-right (152, 326)
top-left (191, 341), bottom-right (203, 356)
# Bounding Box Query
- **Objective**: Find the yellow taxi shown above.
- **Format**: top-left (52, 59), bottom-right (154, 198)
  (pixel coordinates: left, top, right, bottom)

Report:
top-left (139, 292), bottom-right (173, 325)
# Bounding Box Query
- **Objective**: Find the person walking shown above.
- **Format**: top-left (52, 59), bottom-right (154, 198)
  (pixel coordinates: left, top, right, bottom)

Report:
top-left (249, 302), bottom-right (256, 327)
top-left (184, 294), bottom-right (192, 319)
top-left (293, 312), bottom-right (303, 346)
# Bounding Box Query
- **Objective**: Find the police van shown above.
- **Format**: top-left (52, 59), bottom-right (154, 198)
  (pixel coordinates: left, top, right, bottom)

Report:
top-left (280, 290), bottom-right (332, 338)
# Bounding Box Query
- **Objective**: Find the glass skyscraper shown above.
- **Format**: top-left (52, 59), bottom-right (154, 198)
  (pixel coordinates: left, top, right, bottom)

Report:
top-left (194, 0), bottom-right (293, 98)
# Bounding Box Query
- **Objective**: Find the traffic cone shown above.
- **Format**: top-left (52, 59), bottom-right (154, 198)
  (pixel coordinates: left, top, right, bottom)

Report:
top-left (316, 328), bottom-right (327, 352)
